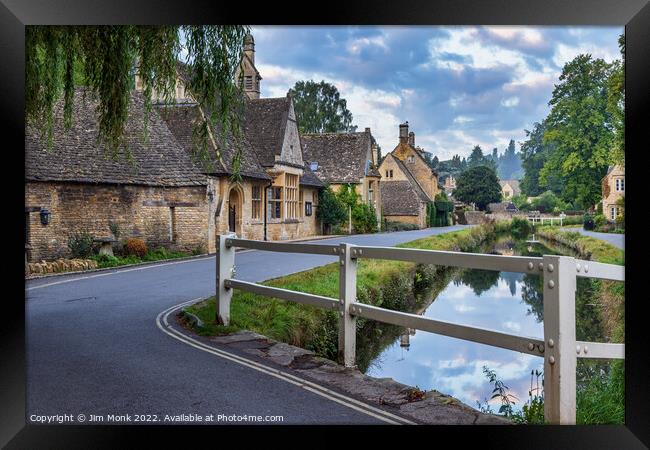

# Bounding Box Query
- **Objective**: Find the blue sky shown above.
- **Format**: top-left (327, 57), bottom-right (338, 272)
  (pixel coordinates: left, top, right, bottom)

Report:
top-left (250, 26), bottom-right (623, 160)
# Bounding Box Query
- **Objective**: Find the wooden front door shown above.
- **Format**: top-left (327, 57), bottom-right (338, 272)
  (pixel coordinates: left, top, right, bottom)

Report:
top-left (228, 204), bottom-right (236, 232)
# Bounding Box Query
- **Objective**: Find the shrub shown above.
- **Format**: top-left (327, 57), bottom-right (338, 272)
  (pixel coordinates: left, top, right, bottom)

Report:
top-left (317, 185), bottom-right (347, 234)
top-left (192, 244), bottom-right (206, 256)
top-left (67, 232), bottom-right (94, 258)
top-left (384, 220), bottom-right (419, 232)
top-left (124, 238), bottom-right (147, 258)
top-left (530, 191), bottom-right (567, 213)
top-left (92, 253), bottom-right (121, 267)
top-left (352, 203), bottom-right (378, 233)
top-left (593, 214), bottom-right (606, 228)
top-left (510, 217), bottom-right (532, 239)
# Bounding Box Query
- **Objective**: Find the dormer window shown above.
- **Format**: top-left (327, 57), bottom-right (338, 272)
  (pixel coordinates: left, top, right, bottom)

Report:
top-left (310, 162), bottom-right (318, 171)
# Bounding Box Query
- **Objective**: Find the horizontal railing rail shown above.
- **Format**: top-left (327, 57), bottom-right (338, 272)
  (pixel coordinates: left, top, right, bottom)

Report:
top-left (348, 303), bottom-right (545, 357)
top-left (214, 233), bottom-right (625, 424)
top-left (226, 237), bottom-right (340, 256)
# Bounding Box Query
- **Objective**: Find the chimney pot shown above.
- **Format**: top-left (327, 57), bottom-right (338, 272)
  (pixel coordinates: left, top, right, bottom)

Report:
top-left (365, 127), bottom-right (371, 133)
top-left (399, 121), bottom-right (409, 143)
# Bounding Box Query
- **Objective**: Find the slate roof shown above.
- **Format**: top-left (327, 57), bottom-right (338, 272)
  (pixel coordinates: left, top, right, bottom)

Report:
top-left (380, 181), bottom-right (426, 216)
top-left (25, 88), bottom-right (207, 187)
top-left (243, 97), bottom-right (292, 167)
top-left (392, 157), bottom-right (432, 202)
top-left (300, 165), bottom-right (325, 187)
top-left (301, 131), bottom-right (377, 184)
top-left (157, 104), bottom-right (270, 181)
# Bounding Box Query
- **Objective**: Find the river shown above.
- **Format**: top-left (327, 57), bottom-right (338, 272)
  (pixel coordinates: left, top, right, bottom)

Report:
top-left (362, 234), bottom-right (598, 413)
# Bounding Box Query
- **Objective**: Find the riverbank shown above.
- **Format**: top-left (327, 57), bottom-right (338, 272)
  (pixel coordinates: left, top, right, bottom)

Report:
top-left (537, 227), bottom-right (624, 341)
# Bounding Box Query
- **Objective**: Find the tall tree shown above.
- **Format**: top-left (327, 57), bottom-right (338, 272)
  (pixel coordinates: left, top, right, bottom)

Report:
top-left (468, 145), bottom-right (498, 172)
top-left (607, 34), bottom-right (625, 165)
top-left (498, 139), bottom-right (523, 179)
top-left (467, 145), bottom-right (485, 167)
top-left (454, 165), bottom-right (502, 211)
top-left (26, 25), bottom-right (250, 178)
top-left (288, 80), bottom-right (356, 133)
top-left (519, 121), bottom-right (564, 196)
top-left (541, 54), bottom-right (616, 209)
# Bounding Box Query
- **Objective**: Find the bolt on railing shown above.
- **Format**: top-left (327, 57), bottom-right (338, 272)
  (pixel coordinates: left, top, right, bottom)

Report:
top-left (215, 233), bottom-right (624, 425)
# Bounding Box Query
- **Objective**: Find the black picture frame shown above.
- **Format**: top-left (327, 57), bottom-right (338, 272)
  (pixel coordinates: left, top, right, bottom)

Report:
top-left (2, 0), bottom-right (648, 447)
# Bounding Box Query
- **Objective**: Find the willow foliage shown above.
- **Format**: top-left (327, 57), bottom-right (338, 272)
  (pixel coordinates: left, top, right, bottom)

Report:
top-left (26, 25), bottom-right (250, 180)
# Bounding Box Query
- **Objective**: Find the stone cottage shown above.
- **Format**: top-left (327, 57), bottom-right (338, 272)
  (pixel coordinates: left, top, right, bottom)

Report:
top-left (378, 122), bottom-right (439, 228)
top-left (301, 128), bottom-right (382, 226)
top-left (25, 34), bottom-right (324, 262)
top-left (25, 89), bottom-right (210, 262)
top-left (601, 164), bottom-right (625, 222)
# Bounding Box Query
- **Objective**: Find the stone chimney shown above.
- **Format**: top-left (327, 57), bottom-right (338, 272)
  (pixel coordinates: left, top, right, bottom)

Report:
top-left (365, 127), bottom-right (371, 133)
top-left (408, 131), bottom-right (415, 147)
top-left (399, 121), bottom-right (409, 144)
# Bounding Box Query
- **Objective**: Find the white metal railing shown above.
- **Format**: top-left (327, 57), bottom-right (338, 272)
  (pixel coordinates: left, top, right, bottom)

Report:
top-left (215, 233), bottom-right (625, 425)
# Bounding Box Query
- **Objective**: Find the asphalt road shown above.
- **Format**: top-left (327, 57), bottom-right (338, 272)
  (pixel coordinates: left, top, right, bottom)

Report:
top-left (25, 226), bottom-right (469, 425)
top-left (559, 228), bottom-right (625, 250)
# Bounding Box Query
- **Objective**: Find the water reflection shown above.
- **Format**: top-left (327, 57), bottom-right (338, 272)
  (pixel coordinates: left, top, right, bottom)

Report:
top-left (364, 237), bottom-right (561, 412)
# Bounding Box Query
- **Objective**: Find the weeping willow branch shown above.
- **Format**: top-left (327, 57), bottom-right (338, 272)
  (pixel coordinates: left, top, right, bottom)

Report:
top-left (25, 25), bottom-right (250, 179)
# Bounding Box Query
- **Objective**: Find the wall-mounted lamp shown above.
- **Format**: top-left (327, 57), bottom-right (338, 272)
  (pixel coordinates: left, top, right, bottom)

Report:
top-left (39, 208), bottom-right (51, 225)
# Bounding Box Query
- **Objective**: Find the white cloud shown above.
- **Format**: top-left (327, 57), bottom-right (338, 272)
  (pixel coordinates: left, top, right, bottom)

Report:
top-left (501, 97), bottom-right (520, 107)
top-left (346, 35), bottom-right (389, 55)
top-left (502, 321), bottom-right (521, 333)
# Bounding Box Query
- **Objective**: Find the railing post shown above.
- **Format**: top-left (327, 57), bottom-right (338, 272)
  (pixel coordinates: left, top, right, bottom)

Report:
top-left (216, 233), bottom-right (236, 326)
top-left (338, 242), bottom-right (357, 367)
top-left (543, 254), bottom-right (577, 424)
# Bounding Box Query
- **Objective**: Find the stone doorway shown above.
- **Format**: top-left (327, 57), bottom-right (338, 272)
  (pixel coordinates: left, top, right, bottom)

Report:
top-left (228, 187), bottom-right (243, 236)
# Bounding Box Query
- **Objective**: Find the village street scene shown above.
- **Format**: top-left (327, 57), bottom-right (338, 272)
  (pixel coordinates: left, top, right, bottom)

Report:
top-left (25, 26), bottom-right (625, 425)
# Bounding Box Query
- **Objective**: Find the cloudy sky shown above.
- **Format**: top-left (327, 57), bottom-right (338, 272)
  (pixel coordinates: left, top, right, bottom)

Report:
top-left (249, 26), bottom-right (623, 161)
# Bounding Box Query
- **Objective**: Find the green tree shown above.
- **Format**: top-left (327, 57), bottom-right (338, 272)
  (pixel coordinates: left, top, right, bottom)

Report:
top-left (316, 185), bottom-right (347, 234)
top-left (468, 145), bottom-right (498, 172)
top-left (288, 80), bottom-right (356, 133)
top-left (498, 139), bottom-right (523, 180)
top-left (26, 25), bottom-right (250, 177)
top-left (519, 120), bottom-right (564, 197)
top-left (454, 165), bottom-right (502, 211)
top-left (607, 34), bottom-right (625, 165)
top-left (541, 54), bottom-right (617, 209)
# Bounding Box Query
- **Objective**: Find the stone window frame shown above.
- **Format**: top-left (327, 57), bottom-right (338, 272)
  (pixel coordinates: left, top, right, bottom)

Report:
top-left (610, 206), bottom-right (617, 220)
top-left (268, 186), bottom-right (283, 220)
top-left (285, 174), bottom-right (299, 220)
top-left (407, 155), bottom-right (415, 163)
top-left (305, 201), bottom-right (313, 217)
top-left (615, 178), bottom-right (624, 192)
top-left (299, 189), bottom-right (304, 218)
top-left (251, 185), bottom-right (262, 220)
